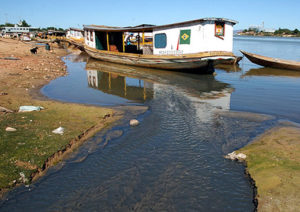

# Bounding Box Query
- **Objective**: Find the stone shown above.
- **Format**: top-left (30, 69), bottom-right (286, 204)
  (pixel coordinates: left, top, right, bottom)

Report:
top-left (225, 151), bottom-right (247, 161)
top-left (130, 119), bottom-right (139, 126)
top-left (6, 127), bottom-right (17, 132)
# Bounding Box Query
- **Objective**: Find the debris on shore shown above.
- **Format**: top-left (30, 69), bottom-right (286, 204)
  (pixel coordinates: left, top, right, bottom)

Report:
top-left (0, 106), bottom-right (13, 113)
top-left (5, 127), bottom-right (17, 132)
top-left (52, 126), bottom-right (65, 135)
top-left (19, 105), bottom-right (44, 112)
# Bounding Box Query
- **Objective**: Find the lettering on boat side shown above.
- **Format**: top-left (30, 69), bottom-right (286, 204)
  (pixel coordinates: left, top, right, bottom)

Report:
top-left (158, 50), bottom-right (183, 55)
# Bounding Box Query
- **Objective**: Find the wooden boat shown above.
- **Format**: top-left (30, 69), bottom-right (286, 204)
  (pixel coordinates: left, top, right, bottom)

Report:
top-left (83, 18), bottom-right (238, 74)
top-left (240, 50), bottom-right (300, 71)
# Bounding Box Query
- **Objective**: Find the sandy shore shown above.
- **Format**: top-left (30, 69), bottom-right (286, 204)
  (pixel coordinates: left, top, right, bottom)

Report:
top-left (0, 38), bottom-right (120, 197)
top-left (0, 38), bottom-right (67, 104)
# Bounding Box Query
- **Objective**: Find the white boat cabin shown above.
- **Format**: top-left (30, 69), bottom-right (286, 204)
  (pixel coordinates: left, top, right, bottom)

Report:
top-left (66, 28), bottom-right (84, 40)
top-left (83, 18), bottom-right (237, 56)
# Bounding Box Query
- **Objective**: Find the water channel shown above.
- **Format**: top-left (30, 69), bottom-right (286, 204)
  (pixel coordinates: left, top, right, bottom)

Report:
top-left (1, 36), bottom-right (300, 211)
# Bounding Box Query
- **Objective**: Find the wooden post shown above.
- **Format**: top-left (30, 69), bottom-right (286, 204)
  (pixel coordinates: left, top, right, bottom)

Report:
top-left (106, 32), bottom-right (110, 51)
top-left (137, 32), bottom-right (140, 50)
top-left (122, 33), bottom-right (125, 52)
top-left (142, 31), bottom-right (145, 46)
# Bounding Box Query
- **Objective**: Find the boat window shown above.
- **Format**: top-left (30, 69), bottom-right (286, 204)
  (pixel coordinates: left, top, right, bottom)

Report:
top-left (90, 31), bottom-right (94, 42)
top-left (154, 33), bottom-right (167, 48)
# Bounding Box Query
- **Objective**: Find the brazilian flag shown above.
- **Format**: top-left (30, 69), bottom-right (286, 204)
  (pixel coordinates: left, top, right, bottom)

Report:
top-left (180, 29), bottom-right (191, 45)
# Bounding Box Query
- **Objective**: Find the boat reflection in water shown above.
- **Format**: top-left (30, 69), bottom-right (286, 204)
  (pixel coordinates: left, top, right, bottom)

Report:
top-left (242, 67), bottom-right (300, 78)
top-left (86, 65), bottom-right (154, 103)
top-left (66, 52), bottom-right (89, 63)
top-left (215, 63), bottom-right (242, 72)
top-left (85, 58), bottom-right (233, 123)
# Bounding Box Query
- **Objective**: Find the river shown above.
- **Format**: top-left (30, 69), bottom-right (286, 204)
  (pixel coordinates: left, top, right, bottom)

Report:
top-left (0, 36), bottom-right (300, 211)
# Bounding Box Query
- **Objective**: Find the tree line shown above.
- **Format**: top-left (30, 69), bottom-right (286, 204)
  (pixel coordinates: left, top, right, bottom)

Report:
top-left (274, 28), bottom-right (299, 35)
top-left (243, 27), bottom-right (300, 36)
top-left (0, 20), bottom-right (65, 31)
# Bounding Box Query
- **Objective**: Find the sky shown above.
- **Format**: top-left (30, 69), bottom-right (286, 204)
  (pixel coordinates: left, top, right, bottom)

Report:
top-left (0, 0), bottom-right (299, 30)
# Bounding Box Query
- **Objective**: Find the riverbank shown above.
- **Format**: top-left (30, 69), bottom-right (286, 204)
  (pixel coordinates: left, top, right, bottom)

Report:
top-left (237, 33), bottom-right (300, 38)
top-left (0, 38), bottom-right (118, 197)
top-left (235, 125), bottom-right (300, 211)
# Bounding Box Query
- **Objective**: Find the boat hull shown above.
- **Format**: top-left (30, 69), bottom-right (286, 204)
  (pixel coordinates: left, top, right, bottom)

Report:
top-left (84, 46), bottom-right (235, 72)
top-left (241, 50), bottom-right (300, 71)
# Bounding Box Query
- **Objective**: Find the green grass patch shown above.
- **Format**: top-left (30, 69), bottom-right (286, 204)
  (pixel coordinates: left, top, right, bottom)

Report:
top-left (238, 127), bottom-right (300, 211)
top-left (0, 100), bottom-right (113, 189)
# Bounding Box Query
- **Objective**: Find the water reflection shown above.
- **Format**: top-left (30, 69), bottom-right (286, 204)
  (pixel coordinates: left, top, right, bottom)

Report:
top-left (86, 59), bottom-right (232, 100)
top-left (85, 59), bottom-right (234, 123)
top-left (67, 52), bottom-right (89, 63)
top-left (242, 67), bottom-right (300, 78)
top-left (215, 64), bottom-right (242, 72)
top-left (86, 70), bottom-right (154, 102)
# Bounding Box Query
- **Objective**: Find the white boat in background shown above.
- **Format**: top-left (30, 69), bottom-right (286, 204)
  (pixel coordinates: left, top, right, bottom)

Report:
top-left (66, 28), bottom-right (84, 44)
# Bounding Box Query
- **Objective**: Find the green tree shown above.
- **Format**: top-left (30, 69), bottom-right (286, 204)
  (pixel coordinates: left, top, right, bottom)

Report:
top-left (47, 27), bottom-right (56, 30)
top-left (4, 22), bottom-right (14, 27)
top-left (20, 20), bottom-right (31, 27)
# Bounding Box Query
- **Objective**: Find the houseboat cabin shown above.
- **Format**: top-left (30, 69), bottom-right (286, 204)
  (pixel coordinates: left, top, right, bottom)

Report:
top-left (83, 18), bottom-right (237, 72)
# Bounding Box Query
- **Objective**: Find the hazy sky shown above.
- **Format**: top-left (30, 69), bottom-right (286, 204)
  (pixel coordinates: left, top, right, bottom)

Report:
top-left (1, 0), bottom-right (299, 30)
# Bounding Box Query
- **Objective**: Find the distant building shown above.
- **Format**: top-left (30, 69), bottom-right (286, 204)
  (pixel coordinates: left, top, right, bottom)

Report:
top-left (248, 22), bottom-right (275, 33)
top-left (263, 28), bottom-right (276, 33)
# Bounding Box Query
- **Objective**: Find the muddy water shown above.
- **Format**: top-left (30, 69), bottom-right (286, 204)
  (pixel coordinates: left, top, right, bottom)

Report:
top-left (1, 37), bottom-right (300, 211)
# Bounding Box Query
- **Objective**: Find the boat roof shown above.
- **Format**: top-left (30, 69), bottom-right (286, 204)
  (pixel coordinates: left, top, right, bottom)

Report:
top-left (69, 27), bottom-right (84, 32)
top-left (84, 17), bottom-right (238, 32)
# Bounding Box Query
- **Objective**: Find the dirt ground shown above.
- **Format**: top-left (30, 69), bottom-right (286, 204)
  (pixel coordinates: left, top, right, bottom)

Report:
top-left (0, 38), bottom-right (67, 109)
